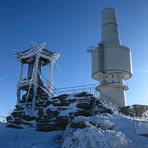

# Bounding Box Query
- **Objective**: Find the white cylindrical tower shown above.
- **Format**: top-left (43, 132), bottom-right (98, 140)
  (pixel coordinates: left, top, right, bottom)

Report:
top-left (91, 8), bottom-right (132, 107)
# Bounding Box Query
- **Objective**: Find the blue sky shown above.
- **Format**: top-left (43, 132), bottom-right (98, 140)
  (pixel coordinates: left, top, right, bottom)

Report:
top-left (0, 0), bottom-right (148, 116)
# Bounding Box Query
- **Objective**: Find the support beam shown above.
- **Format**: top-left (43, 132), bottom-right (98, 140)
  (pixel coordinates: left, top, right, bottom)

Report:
top-left (32, 54), bottom-right (40, 113)
top-left (49, 61), bottom-right (54, 94)
top-left (19, 62), bottom-right (23, 81)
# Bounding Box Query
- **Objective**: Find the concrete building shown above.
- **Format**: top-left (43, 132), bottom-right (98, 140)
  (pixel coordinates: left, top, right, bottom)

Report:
top-left (91, 8), bottom-right (132, 107)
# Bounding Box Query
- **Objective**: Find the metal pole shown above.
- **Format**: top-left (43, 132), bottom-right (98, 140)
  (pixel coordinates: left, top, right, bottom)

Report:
top-left (32, 53), bottom-right (40, 113)
top-left (49, 60), bottom-right (54, 94)
top-left (20, 62), bottom-right (23, 81)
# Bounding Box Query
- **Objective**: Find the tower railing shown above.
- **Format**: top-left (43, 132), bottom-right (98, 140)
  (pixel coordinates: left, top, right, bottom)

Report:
top-left (17, 79), bottom-right (31, 88)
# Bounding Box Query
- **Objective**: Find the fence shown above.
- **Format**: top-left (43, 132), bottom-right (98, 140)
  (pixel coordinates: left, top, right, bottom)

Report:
top-left (54, 84), bottom-right (97, 96)
top-left (0, 116), bottom-right (6, 123)
top-left (54, 83), bottom-right (123, 108)
top-left (134, 120), bottom-right (148, 136)
top-left (99, 90), bottom-right (123, 108)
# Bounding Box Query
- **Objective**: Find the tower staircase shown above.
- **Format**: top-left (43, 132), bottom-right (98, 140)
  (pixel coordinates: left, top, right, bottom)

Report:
top-left (55, 84), bottom-right (123, 109)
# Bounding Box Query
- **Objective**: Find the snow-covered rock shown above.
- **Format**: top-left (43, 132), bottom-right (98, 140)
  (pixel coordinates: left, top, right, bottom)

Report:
top-left (62, 126), bottom-right (130, 148)
top-left (5, 92), bottom-right (148, 147)
top-left (120, 105), bottom-right (148, 118)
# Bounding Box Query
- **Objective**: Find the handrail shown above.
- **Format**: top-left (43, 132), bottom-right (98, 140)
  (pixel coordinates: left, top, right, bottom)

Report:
top-left (38, 85), bottom-right (54, 97)
top-left (0, 116), bottom-right (6, 118)
top-left (98, 90), bottom-right (123, 108)
top-left (0, 116), bottom-right (6, 123)
top-left (55, 84), bottom-right (96, 91)
top-left (18, 82), bottom-right (123, 109)
top-left (134, 119), bottom-right (148, 135)
top-left (54, 84), bottom-right (96, 96)
top-left (17, 79), bottom-right (31, 88)
top-left (54, 84), bottom-right (123, 108)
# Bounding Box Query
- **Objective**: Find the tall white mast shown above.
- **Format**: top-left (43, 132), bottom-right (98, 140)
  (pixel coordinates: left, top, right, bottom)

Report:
top-left (91, 8), bottom-right (132, 107)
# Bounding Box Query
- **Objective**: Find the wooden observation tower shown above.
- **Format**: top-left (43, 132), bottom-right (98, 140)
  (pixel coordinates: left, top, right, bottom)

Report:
top-left (14, 43), bottom-right (60, 113)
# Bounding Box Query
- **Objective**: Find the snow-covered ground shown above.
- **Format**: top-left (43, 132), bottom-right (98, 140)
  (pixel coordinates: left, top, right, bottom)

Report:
top-left (106, 114), bottom-right (148, 147)
top-left (2, 92), bottom-right (148, 148)
top-left (0, 123), bottom-right (63, 148)
top-left (0, 113), bottom-right (148, 148)
top-left (62, 114), bottom-right (148, 148)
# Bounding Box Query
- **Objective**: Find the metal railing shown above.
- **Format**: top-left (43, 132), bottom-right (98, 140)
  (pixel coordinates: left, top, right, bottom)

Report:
top-left (54, 84), bottom-right (97, 96)
top-left (0, 116), bottom-right (6, 123)
top-left (99, 90), bottom-right (123, 108)
top-left (17, 83), bottom-right (123, 110)
top-left (134, 119), bottom-right (148, 136)
top-left (54, 84), bottom-right (123, 108)
top-left (17, 79), bottom-right (31, 88)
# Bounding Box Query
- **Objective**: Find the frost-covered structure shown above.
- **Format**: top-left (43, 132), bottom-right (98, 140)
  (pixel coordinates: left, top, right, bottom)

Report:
top-left (91, 8), bottom-right (132, 107)
top-left (62, 126), bottom-right (129, 148)
top-left (4, 8), bottom-right (148, 148)
top-left (14, 43), bottom-right (60, 113)
top-left (5, 92), bottom-right (148, 147)
top-left (6, 43), bottom-right (60, 127)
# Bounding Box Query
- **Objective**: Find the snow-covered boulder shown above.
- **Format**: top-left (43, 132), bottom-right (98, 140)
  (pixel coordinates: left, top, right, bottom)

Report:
top-left (120, 105), bottom-right (148, 118)
top-left (7, 92), bottom-right (117, 131)
top-left (36, 92), bottom-right (96, 131)
top-left (62, 126), bottom-right (130, 148)
top-left (69, 116), bottom-right (114, 130)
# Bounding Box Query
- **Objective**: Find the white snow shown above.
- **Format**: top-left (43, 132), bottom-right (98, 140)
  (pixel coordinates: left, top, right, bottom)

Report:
top-left (63, 114), bottom-right (148, 148)
top-left (1, 113), bottom-right (148, 148)
top-left (135, 120), bottom-right (148, 135)
top-left (0, 117), bottom-right (6, 123)
top-left (142, 110), bottom-right (148, 119)
top-left (0, 123), bottom-right (63, 148)
top-left (1, 93), bottom-right (148, 148)
top-left (59, 102), bottom-right (78, 116)
top-left (62, 126), bottom-right (129, 148)
top-left (105, 114), bottom-right (148, 147)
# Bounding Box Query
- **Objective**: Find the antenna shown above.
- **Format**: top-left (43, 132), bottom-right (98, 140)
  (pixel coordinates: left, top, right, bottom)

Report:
top-left (90, 8), bottom-right (132, 107)
top-left (55, 62), bottom-right (61, 72)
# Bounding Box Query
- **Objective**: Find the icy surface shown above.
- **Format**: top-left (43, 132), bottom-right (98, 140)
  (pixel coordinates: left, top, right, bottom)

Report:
top-left (1, 113), bottom-right (148, 148)
top-left (0, 123), bottom-right (63, 148)
top-left (62, 127), bottom-right (129, 148)
top-left (3, 93), bottom-right (148, 148)
top-left (63, 114), bottom-right (148, 148)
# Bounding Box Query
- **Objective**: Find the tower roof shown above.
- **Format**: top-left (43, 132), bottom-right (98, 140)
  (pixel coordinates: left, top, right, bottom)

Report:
top-left (14, 44), bottom-right (60, 65)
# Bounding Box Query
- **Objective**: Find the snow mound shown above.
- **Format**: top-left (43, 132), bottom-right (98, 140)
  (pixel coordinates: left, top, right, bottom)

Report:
top-left (5, 92), bottom-right (148, 147)
top-left (69, 116), bottom-right (114, 130)
top-left (62, 126), bottom-right (130, 148)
